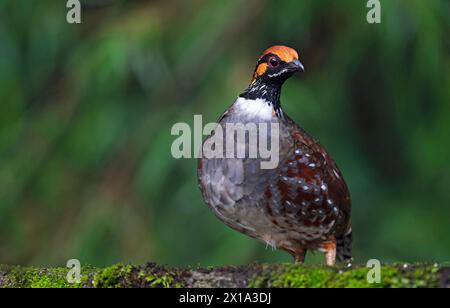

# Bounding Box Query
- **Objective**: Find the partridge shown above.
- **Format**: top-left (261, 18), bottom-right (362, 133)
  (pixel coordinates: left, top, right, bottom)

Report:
top-left (198, 46), bottom-right (352, 265)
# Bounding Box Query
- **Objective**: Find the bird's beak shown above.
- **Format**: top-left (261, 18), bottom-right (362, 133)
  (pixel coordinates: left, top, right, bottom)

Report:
top-left (288, 59), bottom-right (305, 72)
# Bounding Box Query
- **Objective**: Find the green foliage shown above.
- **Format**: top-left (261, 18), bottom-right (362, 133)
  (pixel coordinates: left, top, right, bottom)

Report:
top-left (0, 0), bottom-right (449, 266)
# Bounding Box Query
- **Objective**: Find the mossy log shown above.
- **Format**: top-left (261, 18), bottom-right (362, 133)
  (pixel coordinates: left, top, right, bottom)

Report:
top-left (0, 262), bottom-right (448, 288)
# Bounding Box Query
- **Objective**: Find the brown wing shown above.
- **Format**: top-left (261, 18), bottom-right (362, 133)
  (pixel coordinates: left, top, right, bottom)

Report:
top-left (264, 117), bottom-right (351, 238)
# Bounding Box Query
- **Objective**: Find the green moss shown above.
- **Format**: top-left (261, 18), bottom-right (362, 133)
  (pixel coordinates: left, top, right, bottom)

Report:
top-left (92, 263), bottom-right (185, 288)
top-left (0, 263), bottom-right (185, 288)
top-left (0, 263), bottom-right (444, 288)
top-left (27, 268), bottom-right (81, 288)
top-left (139, 265), bottom-right (185, 288)
top-left (138, 266), bottom-right (182, 287)
top-left (92, 264), bottom-right (132, 288)
top-left (249, 264), bottom-right (336, 288)
top-left (248, 263), bottom-right (441, 288)
top-left (269, 265), bottom-right (334, 288)
top-left (0, 265), bottom-right (93, 288)
top-left (145, 273), bottom-right (183, 288)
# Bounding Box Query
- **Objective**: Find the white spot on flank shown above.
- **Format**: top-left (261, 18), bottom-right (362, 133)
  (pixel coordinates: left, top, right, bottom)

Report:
top-left (333, 169), bottom-right (341, 179)
top-left (236, 221), bottom-right (256, 232)
top-left (234, 97), bottom-right (274, 120)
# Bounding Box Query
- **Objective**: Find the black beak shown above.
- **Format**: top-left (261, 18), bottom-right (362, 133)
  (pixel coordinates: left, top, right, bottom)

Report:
top-left (288, 59), bottom-right (305, 72)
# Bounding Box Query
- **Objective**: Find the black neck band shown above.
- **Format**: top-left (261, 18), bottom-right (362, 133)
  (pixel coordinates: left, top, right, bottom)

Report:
top-left (239, 80), bottom-right (282, 107)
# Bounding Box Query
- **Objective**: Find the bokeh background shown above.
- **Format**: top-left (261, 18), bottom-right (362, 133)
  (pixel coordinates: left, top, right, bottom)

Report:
top-left (0, 0), bottom-right (449, 267)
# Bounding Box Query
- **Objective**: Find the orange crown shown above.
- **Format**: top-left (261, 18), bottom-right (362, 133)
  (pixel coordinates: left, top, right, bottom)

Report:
top-left (260, 45), bottom-right (299, 63)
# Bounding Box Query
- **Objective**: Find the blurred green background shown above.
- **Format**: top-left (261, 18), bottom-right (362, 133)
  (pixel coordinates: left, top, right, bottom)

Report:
top-left (0, 0), bottom-right (449, 267)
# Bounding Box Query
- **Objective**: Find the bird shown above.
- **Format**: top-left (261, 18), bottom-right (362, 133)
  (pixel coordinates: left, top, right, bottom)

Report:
top-left (197, 45), bottom-right (352, 266)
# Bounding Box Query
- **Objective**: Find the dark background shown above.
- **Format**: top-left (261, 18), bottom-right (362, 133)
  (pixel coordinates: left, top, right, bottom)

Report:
top-left (0, 0), bottom-right (449, 267)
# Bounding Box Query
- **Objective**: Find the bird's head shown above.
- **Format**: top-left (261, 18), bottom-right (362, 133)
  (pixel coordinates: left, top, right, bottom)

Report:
top-left (251, 45), bottom-right (304, 85)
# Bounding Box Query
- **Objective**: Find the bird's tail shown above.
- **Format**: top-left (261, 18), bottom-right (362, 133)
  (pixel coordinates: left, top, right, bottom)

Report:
top-left (336, 228), bottom-right (352, 262)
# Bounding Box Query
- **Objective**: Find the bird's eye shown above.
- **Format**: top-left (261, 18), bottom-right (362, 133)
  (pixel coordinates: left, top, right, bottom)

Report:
top-left (268, 57), bottom-right (279, 67)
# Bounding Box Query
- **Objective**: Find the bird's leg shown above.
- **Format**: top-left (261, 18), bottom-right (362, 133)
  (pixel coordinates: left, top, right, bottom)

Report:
top-left (291, 249), bottom-right (306, 264)
top-left (322, 238), bottom-right (337, 266)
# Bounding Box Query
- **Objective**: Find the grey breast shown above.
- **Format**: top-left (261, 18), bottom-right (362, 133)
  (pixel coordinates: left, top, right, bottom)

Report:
top-left (199, 107), bottom-right (290, 227)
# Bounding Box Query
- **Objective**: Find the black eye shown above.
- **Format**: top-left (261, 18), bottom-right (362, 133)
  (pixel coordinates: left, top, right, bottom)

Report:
top-left (268, 56), bottom-right (279, 67)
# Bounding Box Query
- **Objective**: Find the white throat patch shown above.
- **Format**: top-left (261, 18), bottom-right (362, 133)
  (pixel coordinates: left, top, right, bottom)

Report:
top-left (233, 97), bottom-right (274, 120)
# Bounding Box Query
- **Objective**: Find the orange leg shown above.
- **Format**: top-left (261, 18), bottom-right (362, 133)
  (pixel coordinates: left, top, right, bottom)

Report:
top-left (322, 238), bottom-right (337, 266)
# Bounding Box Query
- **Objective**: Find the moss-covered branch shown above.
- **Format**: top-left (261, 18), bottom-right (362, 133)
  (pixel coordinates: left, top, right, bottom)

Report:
top-left (0, 263), bottom-right (448, 288)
